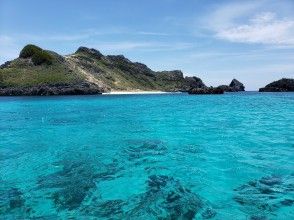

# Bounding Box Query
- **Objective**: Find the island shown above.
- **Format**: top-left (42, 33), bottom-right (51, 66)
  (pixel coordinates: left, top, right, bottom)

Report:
top-left (0, 44), bottom-right (245, 96)
top-left (259, 78), bottom-right (294, 92)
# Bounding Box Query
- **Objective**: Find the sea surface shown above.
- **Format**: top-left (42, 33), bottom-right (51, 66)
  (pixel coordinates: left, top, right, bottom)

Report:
top-left (0, 92), bottom-right (293, 219)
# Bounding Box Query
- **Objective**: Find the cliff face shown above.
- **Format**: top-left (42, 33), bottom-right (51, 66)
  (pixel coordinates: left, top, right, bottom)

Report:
top-left (0, 45), bottom-right (207, 96)
top-left (259, 78), bottom-right (294, 92)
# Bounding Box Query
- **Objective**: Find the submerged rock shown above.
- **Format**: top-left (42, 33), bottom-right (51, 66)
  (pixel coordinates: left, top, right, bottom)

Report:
top-left (124, 175), bottom-right (216, 219)
top-left (259, 78), bottom-right (294, 92)
top-left (82, 174), bottom-right (216, 219)
top-left (188, 87), bottom-right (224, 95)
top-left (259, 175), bottom-right (283, 186)
top-left (77, 144), bottom-right (216, 219)
top-left (0, 187), bottom-right (31, 218)
top-left (37, 156), bottom-right (100, 211)
top-left (123, 140), bottom-right (167, 163)
top-left (233, 174), bottom-right (294, 218)
top-left (0, 187), bottom-right (25, 211)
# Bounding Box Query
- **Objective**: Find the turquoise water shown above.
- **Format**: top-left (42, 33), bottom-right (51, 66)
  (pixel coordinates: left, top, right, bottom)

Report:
top-left (0, 92), bottom-right (293, 219)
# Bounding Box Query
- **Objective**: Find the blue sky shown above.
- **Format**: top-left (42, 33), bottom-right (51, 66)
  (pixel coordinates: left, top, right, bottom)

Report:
top-left (0, 0), bottom-right (294, 90)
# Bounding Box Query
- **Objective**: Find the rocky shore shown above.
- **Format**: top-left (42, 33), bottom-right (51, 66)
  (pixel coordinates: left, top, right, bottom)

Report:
top-left (188, 87), bottom-right (224, 95)
top-left (0, 83), bottom-right (102, 96)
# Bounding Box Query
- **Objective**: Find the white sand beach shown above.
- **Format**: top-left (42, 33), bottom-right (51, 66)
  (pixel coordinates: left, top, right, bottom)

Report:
top-left (102, 91), bottom-right (172, 95)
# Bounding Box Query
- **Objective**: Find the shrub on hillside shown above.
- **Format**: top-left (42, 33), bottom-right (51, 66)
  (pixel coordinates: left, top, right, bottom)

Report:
top-left (32, 50), bottom-right (53, 65)
top-left (19, 44), bottom-right (53, 65)
top-left (19, 45), bottom-right (42, 58)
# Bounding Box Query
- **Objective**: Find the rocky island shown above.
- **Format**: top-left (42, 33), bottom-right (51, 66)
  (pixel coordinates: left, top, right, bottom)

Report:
top-left (259, 78), bottom-right (294, 92)
top-left (0, 44), bottom-right (245, 96)
top-left (217, 79), bottom-right (245, 92)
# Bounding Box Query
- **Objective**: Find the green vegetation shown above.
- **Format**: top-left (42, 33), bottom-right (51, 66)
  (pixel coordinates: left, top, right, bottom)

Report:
top-left (73, 52), bottom-right (186, 91)
top-left (1, 45), bottom-right (191, 91)
top-left (19, 44), bottom-right (53, 65)
top-left (0, 60), bottom-right (83, 87)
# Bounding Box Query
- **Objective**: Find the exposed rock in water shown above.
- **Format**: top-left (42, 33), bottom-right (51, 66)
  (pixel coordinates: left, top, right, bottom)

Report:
top-left (188, 87), bottom-right (224, 95)
top-left (217, 79), bottom-right (245, 92)
top-left (230, 79), bottom-right (245, 91)
top-left (259, 78), bottom-right (294, 92)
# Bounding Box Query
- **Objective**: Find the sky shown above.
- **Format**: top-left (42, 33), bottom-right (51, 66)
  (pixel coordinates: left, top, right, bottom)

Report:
top-left (0, 0), bottom-right (294, 90)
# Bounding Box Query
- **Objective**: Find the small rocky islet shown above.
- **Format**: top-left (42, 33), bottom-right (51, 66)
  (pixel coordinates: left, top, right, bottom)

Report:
top-left (0, 44), bottom-right (292, 96)
top-left (259, 78), bottom-right (294, 92)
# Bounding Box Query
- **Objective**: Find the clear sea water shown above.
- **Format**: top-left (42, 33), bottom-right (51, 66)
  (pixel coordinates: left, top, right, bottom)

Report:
top-left (0, 92), bottom-right (293, 220)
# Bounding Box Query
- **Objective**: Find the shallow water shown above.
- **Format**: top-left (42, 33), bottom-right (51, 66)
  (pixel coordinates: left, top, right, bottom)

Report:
top-left (0, 92), bottom-right (293, 219)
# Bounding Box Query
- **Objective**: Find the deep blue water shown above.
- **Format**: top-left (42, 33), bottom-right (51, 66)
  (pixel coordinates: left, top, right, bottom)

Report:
top-left (0, 92), bottom-right (293, 219)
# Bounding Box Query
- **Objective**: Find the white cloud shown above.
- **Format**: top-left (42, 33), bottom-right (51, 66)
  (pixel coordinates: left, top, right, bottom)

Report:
top-left (206, 1), bottom-right (294, 46)
top-left (216, 12), bottom-right (294, 45)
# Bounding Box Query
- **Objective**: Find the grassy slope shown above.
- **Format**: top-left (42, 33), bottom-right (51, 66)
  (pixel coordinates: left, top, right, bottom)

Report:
top-left (71, 51), bottom-right (185, 91)
top-left (0, 45), bottom-right (187, 91)
top-left (0, 55), bottom-right (84, 88)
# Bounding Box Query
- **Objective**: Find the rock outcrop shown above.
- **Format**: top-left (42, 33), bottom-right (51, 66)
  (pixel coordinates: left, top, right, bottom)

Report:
top-left (185, 77), bottom-right (226, 95)
top-left (217, 79), bottom-right (245, 92)
top-left (230, 79), bottom-right (245, 91)
top-left (259, 78), bottom-right (294, 92)
top-left (184, 76), bottom-right (206, 91)
top-left (0, 83), bottom-right (102, 96)
top-left (75, 46), bottom-right (103, 60)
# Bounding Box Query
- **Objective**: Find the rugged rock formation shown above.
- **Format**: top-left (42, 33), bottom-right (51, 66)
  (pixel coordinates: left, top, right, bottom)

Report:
top-left (183, 76), bottom-right (206, 91)
top-left (230, 79), bottom-right (245, 91)
top-left (259, 78), bottom-right (294, 92)
top-left (217, 79), bottom-right (245, 92)
top-left (188, 87), bottom-right (224, 95)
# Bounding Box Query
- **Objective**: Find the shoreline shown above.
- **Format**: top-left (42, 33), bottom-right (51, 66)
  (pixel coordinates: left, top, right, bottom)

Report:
top-left (102, 90), bottom-right (175, 95)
